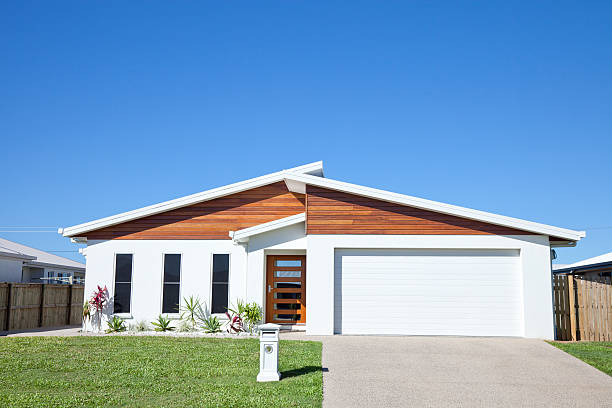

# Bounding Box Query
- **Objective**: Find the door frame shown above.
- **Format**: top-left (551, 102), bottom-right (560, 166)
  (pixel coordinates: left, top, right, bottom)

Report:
top-left (265, 254), bottom-right (306, 324)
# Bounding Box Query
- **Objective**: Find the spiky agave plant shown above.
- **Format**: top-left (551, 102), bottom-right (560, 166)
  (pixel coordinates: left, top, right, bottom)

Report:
top-left (151, 315), bottom-right (174, 332)
top-left (105, 316), bottom-right (127, 333)
top-left (202, 315), bottom-right (222, 333)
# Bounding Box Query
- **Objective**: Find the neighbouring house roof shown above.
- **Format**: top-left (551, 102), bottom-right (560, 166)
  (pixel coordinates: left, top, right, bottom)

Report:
top-left (0, 238), bottom-right (85, 271)
top-left (552, 264), bottom-right (570, 270)
top-left (61, 161), bottom-right (585, 243)
top-left (565, 252), bottom-right (612, 268)
top-left (554, 252), bottom-right (612, 274)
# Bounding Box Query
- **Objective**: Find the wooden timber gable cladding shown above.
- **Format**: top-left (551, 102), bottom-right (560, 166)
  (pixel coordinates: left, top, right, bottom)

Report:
top-left (85, 182), bottom-right (305, 240)
top-left (305, 186), bottom-right (537, 236)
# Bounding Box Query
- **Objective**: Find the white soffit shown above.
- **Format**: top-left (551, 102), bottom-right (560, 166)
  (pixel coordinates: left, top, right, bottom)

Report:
top-left (62, 161), bottom-right (323, 237)
top-left (283, 173), bottom-right (585, 242)
top-left (230, 213), bottom-right (306, 242)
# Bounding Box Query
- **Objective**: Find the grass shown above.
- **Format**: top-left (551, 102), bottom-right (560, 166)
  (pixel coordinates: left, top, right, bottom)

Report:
top-left (548, 341), bottom-right (612, 376)
top-left (0, 336), bottom-right (322, 408)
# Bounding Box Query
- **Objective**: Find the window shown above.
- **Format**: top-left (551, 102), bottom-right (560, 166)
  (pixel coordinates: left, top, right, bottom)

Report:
top-left (114, 254), bottom-right (133, 314)
top-left (211, 254), bottom-right (229, 314)
top-left (162, 254), bottom-right (181, 313)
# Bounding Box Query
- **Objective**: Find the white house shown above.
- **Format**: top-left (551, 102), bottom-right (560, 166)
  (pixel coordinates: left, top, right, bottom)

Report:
top-left (61, 162), bottom-right (584, 338)
top-left (0, 237), bottom-right (85, 284)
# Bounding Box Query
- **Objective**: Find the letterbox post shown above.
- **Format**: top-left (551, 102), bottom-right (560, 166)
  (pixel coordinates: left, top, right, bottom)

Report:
top-left (257, 323), bottom-right (281, 382)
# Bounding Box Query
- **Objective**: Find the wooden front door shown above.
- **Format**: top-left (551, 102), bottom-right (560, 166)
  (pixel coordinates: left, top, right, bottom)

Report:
top-left (266, 255), bottom-right (306, 324)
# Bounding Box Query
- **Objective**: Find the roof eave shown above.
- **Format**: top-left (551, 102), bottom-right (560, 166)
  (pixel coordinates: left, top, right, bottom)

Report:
top-left (24, 260), bottom-right (86, 272)
top-left (230, 213), bottom-right (306, 243)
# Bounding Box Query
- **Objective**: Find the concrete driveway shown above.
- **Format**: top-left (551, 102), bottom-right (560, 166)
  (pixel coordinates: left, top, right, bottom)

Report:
top-left (282, 333), bottom-right (612, 407)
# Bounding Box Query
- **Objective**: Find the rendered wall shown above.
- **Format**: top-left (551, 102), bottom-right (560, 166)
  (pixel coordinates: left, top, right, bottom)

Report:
top-left (306, 234), bottom-right (554, 339)
top-left (83, 239), bottom-right (246, 331)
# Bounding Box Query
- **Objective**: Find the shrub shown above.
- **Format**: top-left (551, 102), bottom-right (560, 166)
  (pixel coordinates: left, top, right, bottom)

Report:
top-left (226, 300), bottom-right (262, 334)
top-left (89, 285), bottom-right (108, 313)
top-left (201, 315), bottom-right (222, 333)
top-left (82, 301), bottom-right (90, 323)
top-left (151, 315), bottom-right (174, 332)
top-left (177, 320), bottom-right (195, 332)
top-left (105, 316), bottom-right (127, 333)
top-left (128, 320), bottom-right (149, 332)
top-left (242, 302), bottom-right (263, 334)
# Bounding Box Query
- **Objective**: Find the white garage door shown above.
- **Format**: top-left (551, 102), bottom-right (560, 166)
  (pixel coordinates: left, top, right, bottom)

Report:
top-left (334, 249), bottom-right (523, 336)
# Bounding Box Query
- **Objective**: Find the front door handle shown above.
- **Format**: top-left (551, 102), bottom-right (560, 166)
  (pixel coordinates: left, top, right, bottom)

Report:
top-left (268, 285), bottom-right (272, 293)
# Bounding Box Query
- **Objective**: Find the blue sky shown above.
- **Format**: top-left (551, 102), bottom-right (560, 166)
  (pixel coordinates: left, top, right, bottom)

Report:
top-left (1, 1), bottom-right (610, 265)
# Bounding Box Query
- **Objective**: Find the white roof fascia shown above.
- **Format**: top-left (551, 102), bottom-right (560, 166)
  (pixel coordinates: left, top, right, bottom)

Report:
top-left (284, 173), bottom-right (585, 242)
top-left (62, 161), bottom-right (323, 237)
top-left (230, 213), bottom-right (306, 243)
top-left (0, 250), bottom-right (37, 261)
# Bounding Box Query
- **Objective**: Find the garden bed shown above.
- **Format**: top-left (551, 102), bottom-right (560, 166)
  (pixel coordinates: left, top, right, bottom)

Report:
top-left (85, 329), bottom-right (258, 338)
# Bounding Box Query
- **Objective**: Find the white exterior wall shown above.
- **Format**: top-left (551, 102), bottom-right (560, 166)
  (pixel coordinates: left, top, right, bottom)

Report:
top-left (83, 231), bottom-right (554, 339)
top-left (306, 234), bottom-right (553, 339)
top-left (0, 258), bottom-right (24, 282)
top-left (83, 239), bottom-right (247, 331)
top-left (83, 224), bottom-right (307, 332)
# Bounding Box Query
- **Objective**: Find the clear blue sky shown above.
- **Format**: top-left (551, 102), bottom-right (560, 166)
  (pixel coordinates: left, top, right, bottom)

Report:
top-left (1, 1), bottom-right (610, 265)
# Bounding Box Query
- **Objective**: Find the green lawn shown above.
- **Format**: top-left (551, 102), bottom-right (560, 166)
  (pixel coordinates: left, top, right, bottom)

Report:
top-left (0, 336), bottom-right (322, 408)
top-left (548, 341), bottom-right (612, 376)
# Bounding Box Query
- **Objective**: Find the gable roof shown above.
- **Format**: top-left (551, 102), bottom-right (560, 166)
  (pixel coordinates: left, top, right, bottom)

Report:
top-left (61, 160), bottom-right (585, 243)
top-left (0, 238), bottom-right (85, 271)
top-left (61, 161), bottom-right (323, 238)
top-left (283, 172), bottom-right (585, 242)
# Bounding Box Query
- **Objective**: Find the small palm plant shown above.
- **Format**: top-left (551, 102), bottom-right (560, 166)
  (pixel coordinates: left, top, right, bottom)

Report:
top-left (151, 315), bottom-right (174, 332)
top-left (180, 295), bottom-right (204, 330)
top-left (105, 316), bottom-right (127, 333)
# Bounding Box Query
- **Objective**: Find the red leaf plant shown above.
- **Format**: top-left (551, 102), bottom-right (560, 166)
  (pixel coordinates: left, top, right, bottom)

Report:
top-left (225, 311), bottom-right (243, 333)
top-left (89, 285), bottom-right (108, 313)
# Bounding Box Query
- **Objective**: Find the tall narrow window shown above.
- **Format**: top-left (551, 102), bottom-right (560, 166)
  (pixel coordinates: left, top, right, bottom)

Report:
top-left (211, 254), bottom-right (229, 314)
top-left (162, 254), bottom-right (181, 313)
top-left (114, 254), bottom-right (133, 314)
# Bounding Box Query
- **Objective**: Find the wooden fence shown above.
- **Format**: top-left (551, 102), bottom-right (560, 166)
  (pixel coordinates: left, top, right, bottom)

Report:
top-left (553, 274), bottom-right (612, 341)
top-left (0, 283), bottom-right (84, 331)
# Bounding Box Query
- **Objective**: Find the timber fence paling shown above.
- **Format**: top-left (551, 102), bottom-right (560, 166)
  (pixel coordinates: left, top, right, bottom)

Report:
top-left (553, 274), bottom-right (612, 341)
top-left (0, 282), bottom-right (84, 331)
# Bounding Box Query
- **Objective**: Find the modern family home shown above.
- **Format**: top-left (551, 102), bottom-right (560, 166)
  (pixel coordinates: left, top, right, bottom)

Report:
top-left (0, 237), bottom-right (85, 284)
top-left (61, 162), bottom-right (584, 338)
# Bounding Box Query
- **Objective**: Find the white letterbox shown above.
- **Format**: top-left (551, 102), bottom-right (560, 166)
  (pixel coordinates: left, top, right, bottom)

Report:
top-left (257, 323), bottom-right (281, 382)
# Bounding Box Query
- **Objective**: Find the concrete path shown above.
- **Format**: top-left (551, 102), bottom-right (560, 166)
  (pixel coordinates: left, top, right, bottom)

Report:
top-left (282, 333), bottom-right (612, 407)
top-left (0, 325), bottom-right (82, 337)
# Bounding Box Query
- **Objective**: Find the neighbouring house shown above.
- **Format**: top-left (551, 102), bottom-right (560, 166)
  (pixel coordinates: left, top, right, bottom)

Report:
top-left (553, 252), bottom-right (612, 279)
top-left (552, 264), bottom-right (570, 270)
top-left (0, 237), bottom-right (85, 284)
top-left (60, 161), bottom-right (585, 338)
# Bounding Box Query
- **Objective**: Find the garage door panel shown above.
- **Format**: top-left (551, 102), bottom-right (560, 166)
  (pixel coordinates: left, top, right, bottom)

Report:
top-left (334, 249), bottom-right (523, 336)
